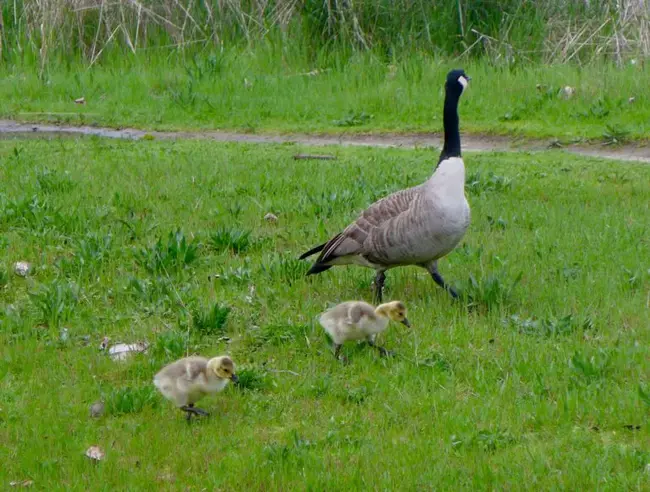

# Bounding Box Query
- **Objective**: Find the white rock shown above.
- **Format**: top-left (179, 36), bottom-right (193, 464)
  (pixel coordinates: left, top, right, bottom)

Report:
top-left (559, 86), bottom-right (575, 99)
top-left (89, 401), bottom-right (105, 418)
top-left (85, 446), bottom-right (105, 461)
top-left (264, 212), bottom-right (278, 223)
top-left (107, 342), bottom-right (149, 361)
top-left (14, 261), bottom-right (32, 277)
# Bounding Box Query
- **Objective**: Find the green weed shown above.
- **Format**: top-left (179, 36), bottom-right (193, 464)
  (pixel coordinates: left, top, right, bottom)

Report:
top-left (135, 229), bottom-right (198, 274)
top-left (105, 386), bottom-right (159, 415)
top-left (29, 280), bottom-right (79, 328)
top-left (209, 226), bottom-right (253, 254)
top-left (190, 303), bottom-right (231, 337)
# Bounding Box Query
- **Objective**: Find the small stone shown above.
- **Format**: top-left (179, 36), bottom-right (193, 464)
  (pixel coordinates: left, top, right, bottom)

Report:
top-left (90, 401), bottom-right (105, 418)
top-left (628, 96), bottom-right (636, 104)
top-left (85, 445), bottom-right (105, 461)
top-left (106, 342), bottom-right (149, 361)
top-left (264, 212), bottom-right (278, 223)
top-left (74, 97), bottom-right (86, 105)
top-left (14, 261), bottom-right (32, 277)
top-left (59, 328), bottom-right (69, 343)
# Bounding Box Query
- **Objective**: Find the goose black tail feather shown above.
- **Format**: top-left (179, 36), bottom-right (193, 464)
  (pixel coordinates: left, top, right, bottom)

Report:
top-left (306, 263), bottom-right (333, 276)
top-left (299, 242), bottom-right (327, 260)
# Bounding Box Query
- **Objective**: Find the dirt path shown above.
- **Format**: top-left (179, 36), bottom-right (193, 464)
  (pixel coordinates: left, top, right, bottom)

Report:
top-left (0, 119), bottom-right (648, 163)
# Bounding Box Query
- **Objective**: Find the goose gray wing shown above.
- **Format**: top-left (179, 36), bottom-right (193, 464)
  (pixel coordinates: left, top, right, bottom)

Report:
top-left (312, 185), bottom-right (423, 267)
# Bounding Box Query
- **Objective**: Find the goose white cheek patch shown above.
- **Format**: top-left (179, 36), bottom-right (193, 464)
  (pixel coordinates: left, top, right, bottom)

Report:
top-left (458, 75), bottom-right (469, 91)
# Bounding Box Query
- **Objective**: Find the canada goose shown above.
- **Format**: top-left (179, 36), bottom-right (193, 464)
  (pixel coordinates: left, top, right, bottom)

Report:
top-left (153, 355), bottom-right (238, 421)
top-left (319, 300), bottom-right (410, 362)
top-left (300, 69), bottom-right (470, 302)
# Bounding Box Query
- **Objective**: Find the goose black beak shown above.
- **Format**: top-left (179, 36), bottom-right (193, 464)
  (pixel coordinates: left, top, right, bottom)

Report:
top-left (401, 318), bottom-right (411, 328)
top-left (230, 374), bottom-right (239, 383)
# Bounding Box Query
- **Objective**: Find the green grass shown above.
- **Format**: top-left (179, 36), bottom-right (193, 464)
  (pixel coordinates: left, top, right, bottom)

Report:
top-left (1, 51), bottom-right (648, 141)
top-left (1, 137), bottom-right (649, 489)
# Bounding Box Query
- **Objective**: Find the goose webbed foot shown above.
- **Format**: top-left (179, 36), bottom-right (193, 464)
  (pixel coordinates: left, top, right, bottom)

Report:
top-left (372, 271), bottom-right (386, 303)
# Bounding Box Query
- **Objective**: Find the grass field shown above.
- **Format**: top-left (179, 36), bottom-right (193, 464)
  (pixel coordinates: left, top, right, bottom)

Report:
top-left (1, 52), bottom-right (648, 142)
top-left (1, 137), bottom-right (649, 489)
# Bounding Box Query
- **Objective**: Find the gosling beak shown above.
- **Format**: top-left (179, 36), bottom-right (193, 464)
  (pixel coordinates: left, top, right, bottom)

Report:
top-left (401, 318), bottom-right (411, 328)
top-left (230, 373), bottom-right (239, 384)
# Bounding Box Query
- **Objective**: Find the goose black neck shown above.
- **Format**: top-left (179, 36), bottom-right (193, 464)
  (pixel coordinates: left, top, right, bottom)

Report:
top-left (438, 90), bottom-right (461, 165)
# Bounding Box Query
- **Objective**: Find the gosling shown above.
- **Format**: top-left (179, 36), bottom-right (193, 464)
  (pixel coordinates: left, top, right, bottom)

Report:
top-left (153, 355), bottom-right (238, 421)
top-left (319, 300), bottom-right (410, 362)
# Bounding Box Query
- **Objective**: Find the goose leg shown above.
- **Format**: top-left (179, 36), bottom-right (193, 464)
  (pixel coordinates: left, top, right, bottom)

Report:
top-left (425, 261), bottom-right (459, 299)
top-left (372, 271), bottom-right (386, 303)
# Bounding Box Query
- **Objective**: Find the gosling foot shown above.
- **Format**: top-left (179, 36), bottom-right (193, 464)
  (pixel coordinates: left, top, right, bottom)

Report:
top-left (181, 404), bottom-right (210, 421)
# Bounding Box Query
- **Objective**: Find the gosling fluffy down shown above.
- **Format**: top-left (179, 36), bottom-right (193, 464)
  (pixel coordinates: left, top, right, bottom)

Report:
top-left (319, 300), bottom-right (410, 361)
top-left (153, 355), bottom-right (238, 420)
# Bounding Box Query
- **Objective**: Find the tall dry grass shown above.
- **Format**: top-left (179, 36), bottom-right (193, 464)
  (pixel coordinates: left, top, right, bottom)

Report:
top-left (0, 0), bottom-right (648, 68)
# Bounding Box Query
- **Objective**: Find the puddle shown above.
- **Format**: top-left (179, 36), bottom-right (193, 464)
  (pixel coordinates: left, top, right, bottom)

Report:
top-left (0, 119), bottom-right (647, 163)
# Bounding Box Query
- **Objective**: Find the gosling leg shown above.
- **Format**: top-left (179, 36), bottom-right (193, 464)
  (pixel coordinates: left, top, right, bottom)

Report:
top-left (367, 338), bottom-right (394, 358)
top-left (372, 270), bottom-right (386, 303)
top-left (333, 344), bottom-right (349, 364)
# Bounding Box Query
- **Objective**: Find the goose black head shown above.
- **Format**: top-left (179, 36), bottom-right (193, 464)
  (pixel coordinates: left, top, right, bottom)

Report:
top-left (445, 69), bottom-right (470, 95)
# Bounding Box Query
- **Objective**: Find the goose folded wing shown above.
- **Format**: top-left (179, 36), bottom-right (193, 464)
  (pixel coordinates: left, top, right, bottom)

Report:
top-left (316, 186), bottom-right (421, 264)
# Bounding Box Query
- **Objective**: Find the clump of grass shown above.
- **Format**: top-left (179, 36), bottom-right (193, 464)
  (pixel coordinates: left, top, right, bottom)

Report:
top-left (602, 124), bottom-right (630, 146)
top-left (459, 271), bottom-right (523, 310)
top-left (342, 385), bottom-right (371, 405)
top-left (260, 253), bottom-right (310, 286)
top-left (507, 314), bottom-right (594, 337)
top-left (35, 168), bottom-right (75, 194)
top-left (212, 266), bottom-right (252, 284)
top-left (622, 267), bottom-right (648, 290)
top-left (569, 350), bottom-right (611, 383)
top-left (259, 322), bottom-right (309, 346)
top-left (639, 385), bottom-right (650, 408)
top-left (29, 280), bottom-right (79, 328)
top-left (151, 330), bottom-right (189, 361)
top-left (75, 232), bottom-right (112, 267)
top-left (233, 367), bottom-right (270, 391)
top-left (209, 226), bottom-right (253, 254)
top-left (333, 111), bottom-right (373, 127)
top-left (0, 266), bottom-right (8, 288)
top-left (105, 386), bottom-right (159, 415)
top-left (301, 190), bottom-right (359, 219)
top-left (191, 303), bottom-right (231, 336)
top-left (1, 195), bottom-right (64, 233)
top-left (417, 351), bottom-right (452, 372)
top-left (125, 276), bottom-right (178, 311)
top-left (135, 229), bottom-right (198, 274)
top-left (466, 171), bottom-right (514, 194)
top-left (452, 429), bottom-right (517, 453)
top-left (486, 215), bottom-right (508, 230)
